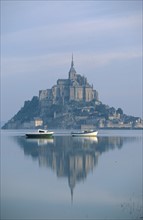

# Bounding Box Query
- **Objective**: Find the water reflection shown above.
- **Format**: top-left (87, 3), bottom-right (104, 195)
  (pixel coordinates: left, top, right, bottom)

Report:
top-left (14, 135), bottom-right (138, 202)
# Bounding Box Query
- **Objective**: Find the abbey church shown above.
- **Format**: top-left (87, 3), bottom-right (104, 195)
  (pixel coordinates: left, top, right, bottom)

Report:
top-left (39, 56), bottom-right (99, 104)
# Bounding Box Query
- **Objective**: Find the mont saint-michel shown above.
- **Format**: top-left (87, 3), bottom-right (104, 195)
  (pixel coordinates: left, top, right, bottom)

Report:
top-left (2, 56), bottom-right (143, 129)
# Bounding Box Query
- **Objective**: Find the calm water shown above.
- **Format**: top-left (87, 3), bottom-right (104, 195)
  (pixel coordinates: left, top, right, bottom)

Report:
top-left (1, 129), bottom-right (143, 219)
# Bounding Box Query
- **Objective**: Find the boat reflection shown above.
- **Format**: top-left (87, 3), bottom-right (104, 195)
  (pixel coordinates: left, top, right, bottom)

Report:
top-left (26, 138), bottom-right (54, 146)
top-left (72, 136), bottom-right (98, 144)
top-left (14, 135), bottom-right (137, 202)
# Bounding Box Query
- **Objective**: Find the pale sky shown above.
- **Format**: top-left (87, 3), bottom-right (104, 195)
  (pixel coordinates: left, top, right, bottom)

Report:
top-left (1, 0), bottom-right (142, 122)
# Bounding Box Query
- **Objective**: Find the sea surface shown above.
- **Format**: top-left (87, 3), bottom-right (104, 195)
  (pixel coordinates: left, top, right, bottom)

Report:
top-left (1, 129), bottom-right (143, 219)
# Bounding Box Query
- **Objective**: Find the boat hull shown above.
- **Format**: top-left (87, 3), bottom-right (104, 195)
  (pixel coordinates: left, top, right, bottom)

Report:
top-left (26, 132), bottom-right (54, 139)
top-left (26, 134), bottom-right (53, 138)
top-left (71, 131), bottom-right (98, 137)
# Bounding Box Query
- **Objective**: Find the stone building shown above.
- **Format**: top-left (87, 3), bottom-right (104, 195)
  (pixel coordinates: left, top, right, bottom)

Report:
top-left (39, 56), bottom-right (98, 104)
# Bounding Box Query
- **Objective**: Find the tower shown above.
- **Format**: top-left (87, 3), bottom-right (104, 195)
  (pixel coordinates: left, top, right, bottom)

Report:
top-left (69, 54), bottom-right (77, 80)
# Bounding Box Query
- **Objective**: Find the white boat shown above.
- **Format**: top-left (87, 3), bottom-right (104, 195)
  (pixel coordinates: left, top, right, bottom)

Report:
top-left (25, 129), bottom-right (54, 138)
top-left (71, 130), bottom-right (98, 137)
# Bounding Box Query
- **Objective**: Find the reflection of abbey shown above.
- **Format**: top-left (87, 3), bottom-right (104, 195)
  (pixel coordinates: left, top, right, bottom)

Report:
top-left (17, 135), bottom-right (129, 203)
top-left (39, 56), bottom-right (98, 104)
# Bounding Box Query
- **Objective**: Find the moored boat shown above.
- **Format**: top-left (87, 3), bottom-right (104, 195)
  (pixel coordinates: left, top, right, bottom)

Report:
top-left (25, 129), bottom-right (54, 138)
top-left (71, 130), bottom-right (98, 137)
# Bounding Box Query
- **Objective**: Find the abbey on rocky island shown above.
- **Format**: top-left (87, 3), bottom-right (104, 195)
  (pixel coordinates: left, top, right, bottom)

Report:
top-left (2, 55), bottom-right (143, 130)
top-left (39, 55), bottom-right (99, 105)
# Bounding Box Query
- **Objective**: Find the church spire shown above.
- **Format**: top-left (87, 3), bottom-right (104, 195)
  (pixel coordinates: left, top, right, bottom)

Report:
top-left (69, 54), bottom-right (76, 80)
top-left (71, 54), bottom-right (74, 67)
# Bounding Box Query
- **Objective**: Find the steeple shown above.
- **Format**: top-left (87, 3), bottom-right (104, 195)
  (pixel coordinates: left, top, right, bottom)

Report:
top-left (71, 54), bottom-right (74, 68)
top-left (69, 54), bottom-right (76, 80)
